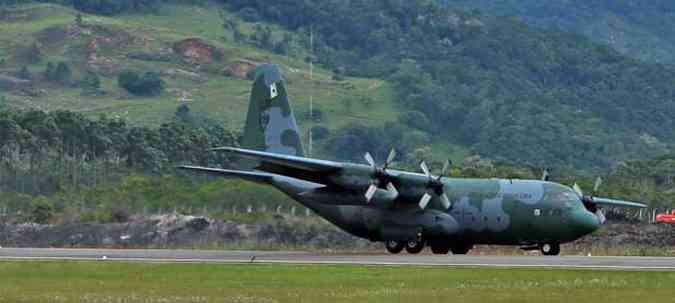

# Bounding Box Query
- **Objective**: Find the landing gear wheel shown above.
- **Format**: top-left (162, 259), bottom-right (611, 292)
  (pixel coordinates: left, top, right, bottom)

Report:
top-left (540, 243), bottom-right (560, 256)
top-left (405, 240), bottom-right (425, 254)
top-left (450, 245), bottom-right (471, 255)
top-left (385, 240), bottom-right (404, 254)
top-left (430, 244), bottom-right (450, 255)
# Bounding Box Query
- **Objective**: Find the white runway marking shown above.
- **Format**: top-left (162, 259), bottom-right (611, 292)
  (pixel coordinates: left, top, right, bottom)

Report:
top-left (1, 248), bottom-right (674, 270)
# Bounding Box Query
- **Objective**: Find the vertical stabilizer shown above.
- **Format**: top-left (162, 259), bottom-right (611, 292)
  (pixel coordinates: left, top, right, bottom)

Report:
top-left (242, 64), bottom-right (305, 157)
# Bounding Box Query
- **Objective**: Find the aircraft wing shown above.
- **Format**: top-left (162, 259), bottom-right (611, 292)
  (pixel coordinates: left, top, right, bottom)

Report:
top-left (178, 165), bottom-right (274, 185)
top-left (591, 197), bottom-right (647, 209)
top-left (212, 147), bottom-right (343, 173)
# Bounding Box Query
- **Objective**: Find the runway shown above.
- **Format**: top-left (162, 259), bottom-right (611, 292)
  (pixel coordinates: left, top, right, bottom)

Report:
top-left (1, 248), bottom-right (674, 270)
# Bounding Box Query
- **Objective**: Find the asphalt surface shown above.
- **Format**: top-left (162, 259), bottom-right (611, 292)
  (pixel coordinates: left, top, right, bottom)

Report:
top-left (1, 248), bottom-right (674, 270)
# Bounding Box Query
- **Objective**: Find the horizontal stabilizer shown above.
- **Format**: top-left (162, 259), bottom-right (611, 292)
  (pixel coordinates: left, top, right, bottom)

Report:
top-left (212, 147), bottom-right (342, 173)
top-left (178, 165), bottom-right (274, 184)
top-left (592, 197), bottom-right (647, 209)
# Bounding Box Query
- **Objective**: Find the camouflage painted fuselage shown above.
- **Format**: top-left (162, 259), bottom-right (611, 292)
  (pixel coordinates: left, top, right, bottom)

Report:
top-left (271, 169), bottom-right (600, 246)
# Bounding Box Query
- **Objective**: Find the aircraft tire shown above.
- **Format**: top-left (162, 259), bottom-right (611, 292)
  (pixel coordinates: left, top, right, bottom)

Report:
top-left (450, 245), bottom-right (471, 255)
top-left (385, 240), bottom-right (404, 254)
top-left (430, 244), bottom-right (450, 254)
top-left (405, 240), bottom-right (425, 254)
top-left (540, 243), bottom-right (560, 256)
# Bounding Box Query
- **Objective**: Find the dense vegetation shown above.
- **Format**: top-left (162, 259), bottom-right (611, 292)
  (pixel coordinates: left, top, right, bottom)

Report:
top-left (441, 0), bottom-right (675, 65)
top-left (219, 0), bottom-right (675, 169)
top-left (0, 107), bottom-right (235, 195)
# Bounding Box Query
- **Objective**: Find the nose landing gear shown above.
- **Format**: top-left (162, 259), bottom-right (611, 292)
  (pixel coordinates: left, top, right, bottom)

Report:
top-left (540, 243), bottom-right (560, 256)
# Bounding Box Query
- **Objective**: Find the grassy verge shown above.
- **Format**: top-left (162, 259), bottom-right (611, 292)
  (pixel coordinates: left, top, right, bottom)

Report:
top-left (0, 261), bottom-right (673, 302)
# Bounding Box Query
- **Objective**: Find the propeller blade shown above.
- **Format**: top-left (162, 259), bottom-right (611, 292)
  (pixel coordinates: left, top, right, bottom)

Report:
top-left (593, 177), bottom-right (603, 193)
top-left (420, 161), bottom-right (431, 178)
top-left (439, 160), bottom-right (450, 180)
top-left (385, 149), bottom-right (397, 168)
top-left (386, 182), bottom-right (399, 198)
top-left (439, 193), bottom-right (451, 210)
top-left (595, 209), bottom-right (606, 224)
top-left (573, 183), bottom-right (583, 197)
top-left (364, 152), bottom-right (375, 167)
top-left (419, 193), bottom-right (432, 209)
top-left (364, 184), bottom-right (378, 202)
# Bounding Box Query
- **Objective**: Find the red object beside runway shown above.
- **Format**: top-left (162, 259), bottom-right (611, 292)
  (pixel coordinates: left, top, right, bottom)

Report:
top-left (656, 210), bottom-right (675, 224)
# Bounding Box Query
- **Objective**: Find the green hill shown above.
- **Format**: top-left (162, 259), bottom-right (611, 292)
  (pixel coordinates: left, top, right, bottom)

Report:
top-left (0, 3), bottom-right (399, 151)
top-left (441, 0), bottom-right (675, 65)
top-left (2, 1), bottom-right (675, 171)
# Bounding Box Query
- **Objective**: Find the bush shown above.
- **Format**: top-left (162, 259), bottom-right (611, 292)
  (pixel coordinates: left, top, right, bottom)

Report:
top-left (30, 197), bottom-right (55, 224)
top-left (238, 7), bottom-right (261, 22)
top-left (17, 66), bottom-right (31, 80)
top-left (15, 43), bottom-right (41, 64)
top-left (81, 70), bottom-right (104, 96)
top-left (118, 70), bottom-right (164, 96)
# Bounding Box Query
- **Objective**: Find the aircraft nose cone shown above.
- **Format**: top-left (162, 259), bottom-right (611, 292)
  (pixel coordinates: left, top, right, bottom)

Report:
top-left (571, 211), bottom-right (600, 235)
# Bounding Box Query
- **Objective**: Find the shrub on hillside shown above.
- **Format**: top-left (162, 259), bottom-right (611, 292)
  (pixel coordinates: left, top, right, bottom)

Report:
top-left (30, 197), bottom-right (55, 224)
top-left (118, 70), bottom-right (164, 96)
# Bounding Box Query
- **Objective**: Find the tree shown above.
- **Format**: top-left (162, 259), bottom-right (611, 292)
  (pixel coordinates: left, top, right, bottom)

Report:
top-left (81, 70), bottom-right (103, 96)
top-left (30, 197), bottom-right (54, 224)
top-left (118, 70), bottom-right (164, 96)
top-left (0, 95), bottom-right (7, 111)
top-left (17, 66), bottom-right (31, 80)
top-left (16, 43), bottom-right (41, 64)
top-left (75, 12), bottom-right (84, 26)
top-left (54, 62), bottom-right (72, 85)
top-left (44, 62), bottom-right (55, 80)
top-left (251, 24), bottom-right (273, 50)
top-left (175, 103), bottom-right (192, 122)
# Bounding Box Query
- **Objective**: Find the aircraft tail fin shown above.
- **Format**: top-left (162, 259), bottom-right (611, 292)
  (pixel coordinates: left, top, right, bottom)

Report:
top-left (241, 64), bottom-right (304, 158)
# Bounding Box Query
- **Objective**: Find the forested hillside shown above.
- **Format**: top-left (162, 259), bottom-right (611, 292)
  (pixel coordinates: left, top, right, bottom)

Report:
top-left (223, 0), bottom-right (675, 168)
top-left (1, 0), bottom-right (675, 222)
top-left (441, 0), bottom-right (675, 65)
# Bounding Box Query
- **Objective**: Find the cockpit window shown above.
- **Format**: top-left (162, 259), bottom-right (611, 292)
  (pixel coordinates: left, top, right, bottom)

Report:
top-left (561, 191), bottom-right (583, 209)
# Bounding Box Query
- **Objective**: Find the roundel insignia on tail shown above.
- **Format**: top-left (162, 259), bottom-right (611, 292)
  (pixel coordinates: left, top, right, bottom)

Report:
top-left (270, 82), bottom-right (278, 99)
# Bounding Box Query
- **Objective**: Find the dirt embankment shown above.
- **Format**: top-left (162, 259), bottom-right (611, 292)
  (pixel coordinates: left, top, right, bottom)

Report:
top-left (0, 214), bottom-right (673, 253)
top-left (0, 214), bottom-right (376, 251)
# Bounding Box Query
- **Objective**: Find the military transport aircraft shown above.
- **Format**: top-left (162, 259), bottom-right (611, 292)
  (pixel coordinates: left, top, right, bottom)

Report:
top-left (181, 64), bottom-right (646, 256)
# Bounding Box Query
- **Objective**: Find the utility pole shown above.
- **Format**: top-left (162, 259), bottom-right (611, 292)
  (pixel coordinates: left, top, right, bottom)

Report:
top-left (308, 26), bottom-right (314, 157)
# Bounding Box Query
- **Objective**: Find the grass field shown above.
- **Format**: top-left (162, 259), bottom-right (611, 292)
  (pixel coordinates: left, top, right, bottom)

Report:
top-left (0, 261), bottom-right (673, 303)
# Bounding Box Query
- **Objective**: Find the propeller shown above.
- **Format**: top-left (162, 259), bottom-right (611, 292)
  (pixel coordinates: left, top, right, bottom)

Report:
top-left (364, 149), bottom-right (398, 203)
top-left (541, 169), bottom-right (550, 181)
top-left (572, 177), bottom-right (635, 224)
top-left (572, 178), bottom-right (605, 223)
top-left (419, 160), bottom-right (452, 210)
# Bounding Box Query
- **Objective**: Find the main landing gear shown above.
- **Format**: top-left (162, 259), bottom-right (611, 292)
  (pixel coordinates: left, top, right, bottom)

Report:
top-left (385, 240), bottom-right (404, 254)
top-left (385, 240), bottom-right (425, 254)
top-left (384, 240), bottom-right (473, 255)
top-left (405, 240), bottom-right (425, 254)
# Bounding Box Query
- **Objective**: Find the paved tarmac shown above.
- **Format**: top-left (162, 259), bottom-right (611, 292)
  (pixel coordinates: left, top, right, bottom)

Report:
top-left (0, 248), bottom-right (673, 270)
